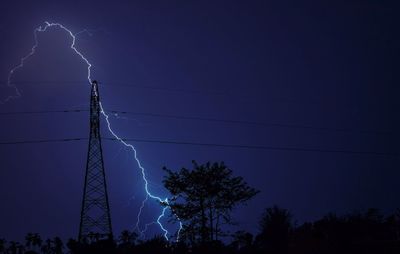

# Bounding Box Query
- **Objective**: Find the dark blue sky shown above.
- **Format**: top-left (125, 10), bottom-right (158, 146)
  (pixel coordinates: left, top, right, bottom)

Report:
top-left (0, 0), bottom-right (399, 241)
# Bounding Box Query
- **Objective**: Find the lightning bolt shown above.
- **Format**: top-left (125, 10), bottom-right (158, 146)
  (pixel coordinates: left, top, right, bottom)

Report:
top-left (134, 194), bottom-right (149, 235)
top-left (100, 106), bottom-right (171, 239)
top-left (4, 21), bottom-right (183, 241)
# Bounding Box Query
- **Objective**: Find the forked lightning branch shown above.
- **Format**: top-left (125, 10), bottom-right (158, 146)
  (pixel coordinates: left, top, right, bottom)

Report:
top-left (4, 21), bottom-right (182, 241)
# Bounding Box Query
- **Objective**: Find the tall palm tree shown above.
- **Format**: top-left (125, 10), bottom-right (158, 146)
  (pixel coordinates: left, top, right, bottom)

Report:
top-left (41, 239), bottom-right (53, 254)
top-left (15, 242), bottom-right (24, 254)
top-left (41, 243), bottom-right (51, 254)
top-left (119, 230), bottom-right (137, 246)
top-left (31, 233), bottom-right (42, 252)
top-left (8, 241), bottom-right (17, 254)
top-left (8, 242), bottom-right (24, 254)
top-left (25, 233), bottom-right (34, 250)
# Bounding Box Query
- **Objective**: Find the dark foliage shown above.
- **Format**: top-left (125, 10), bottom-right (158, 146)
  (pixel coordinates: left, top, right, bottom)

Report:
top-left (0, 206), bottom-right (400, 254)
top-left (1, 208), bottom-right (399, 254)
top-left (255, 205), bottom-right (293, 253)
top-left (0, 162), bottom-right (399, 254)
top-left (163, 161), bottom-right (259, 244)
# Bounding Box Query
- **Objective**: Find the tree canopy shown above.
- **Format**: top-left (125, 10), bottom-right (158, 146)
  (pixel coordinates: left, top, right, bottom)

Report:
top-left (163, 161), bottom-right (259, 244)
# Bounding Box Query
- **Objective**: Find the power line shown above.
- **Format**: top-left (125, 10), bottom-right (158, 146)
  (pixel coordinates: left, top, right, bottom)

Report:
top-left (0, 137), bottom-right (397, 157)
top-left (108, 110), bottom-right (391, 135)
top-left (0, 138), bottom-right (86, 145)
top-left (0, 108), bottom-right (392, 136)
top-left (105, 138), bottom-right (399, 156)
top-left (0, 109), bottom-right (88, 116)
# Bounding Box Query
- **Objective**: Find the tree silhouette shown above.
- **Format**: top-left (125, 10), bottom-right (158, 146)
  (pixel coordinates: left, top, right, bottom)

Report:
top-left (119, 230), bottom-right (137, 246)
top-left (135, 235), bottom-right (169, 254)
top-left (256, 205), bottom-right (293, 253)
top-left (385, 208), bottom-right (400, 242)
top-left (66, 238), bottom-right (80, 254)
top-left (25, 233), bottom-right (34, 250)
top-left (7, 241), bottom-right (24, 254)
top-left (0, 239), bottom-right (6, 254)
top-left (53, 237), bottom-right (64, 254)
top-left (0, 207), bottom-right (399, 254)
top-left (118, 230), bottom-right (138, 253)
top-left (32, 234), bottom-right (42, 252)
top-left (163, 161), bottom-right (259, 244)
top-left (40, 239), bottom-right (52, 254)
top-left (25, 233), bottom-right (42, 252)
top-left (230, 230), bottom-right (254, 252)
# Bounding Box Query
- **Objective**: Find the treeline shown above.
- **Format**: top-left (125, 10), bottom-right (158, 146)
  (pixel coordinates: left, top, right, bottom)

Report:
top-left (1, 161), bottom-right (399, 253)
top-left (0, 207), bottom-right (399, 254)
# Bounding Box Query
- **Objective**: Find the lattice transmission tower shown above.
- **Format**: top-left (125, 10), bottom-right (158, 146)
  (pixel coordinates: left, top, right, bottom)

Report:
top-left (79, 80), bottom-right (113, 242)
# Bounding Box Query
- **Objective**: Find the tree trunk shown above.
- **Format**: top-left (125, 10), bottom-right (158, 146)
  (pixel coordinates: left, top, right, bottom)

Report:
top-left (209, 204), bottom-right (214, 241)
top-left (215, 210), bottom-right (220, 241)
top-left (200, 198), bottom-right (207, 243)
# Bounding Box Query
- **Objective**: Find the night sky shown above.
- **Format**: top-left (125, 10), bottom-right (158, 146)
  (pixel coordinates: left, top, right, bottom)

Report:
top-left (0, 0), bottom-right (399, 241)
